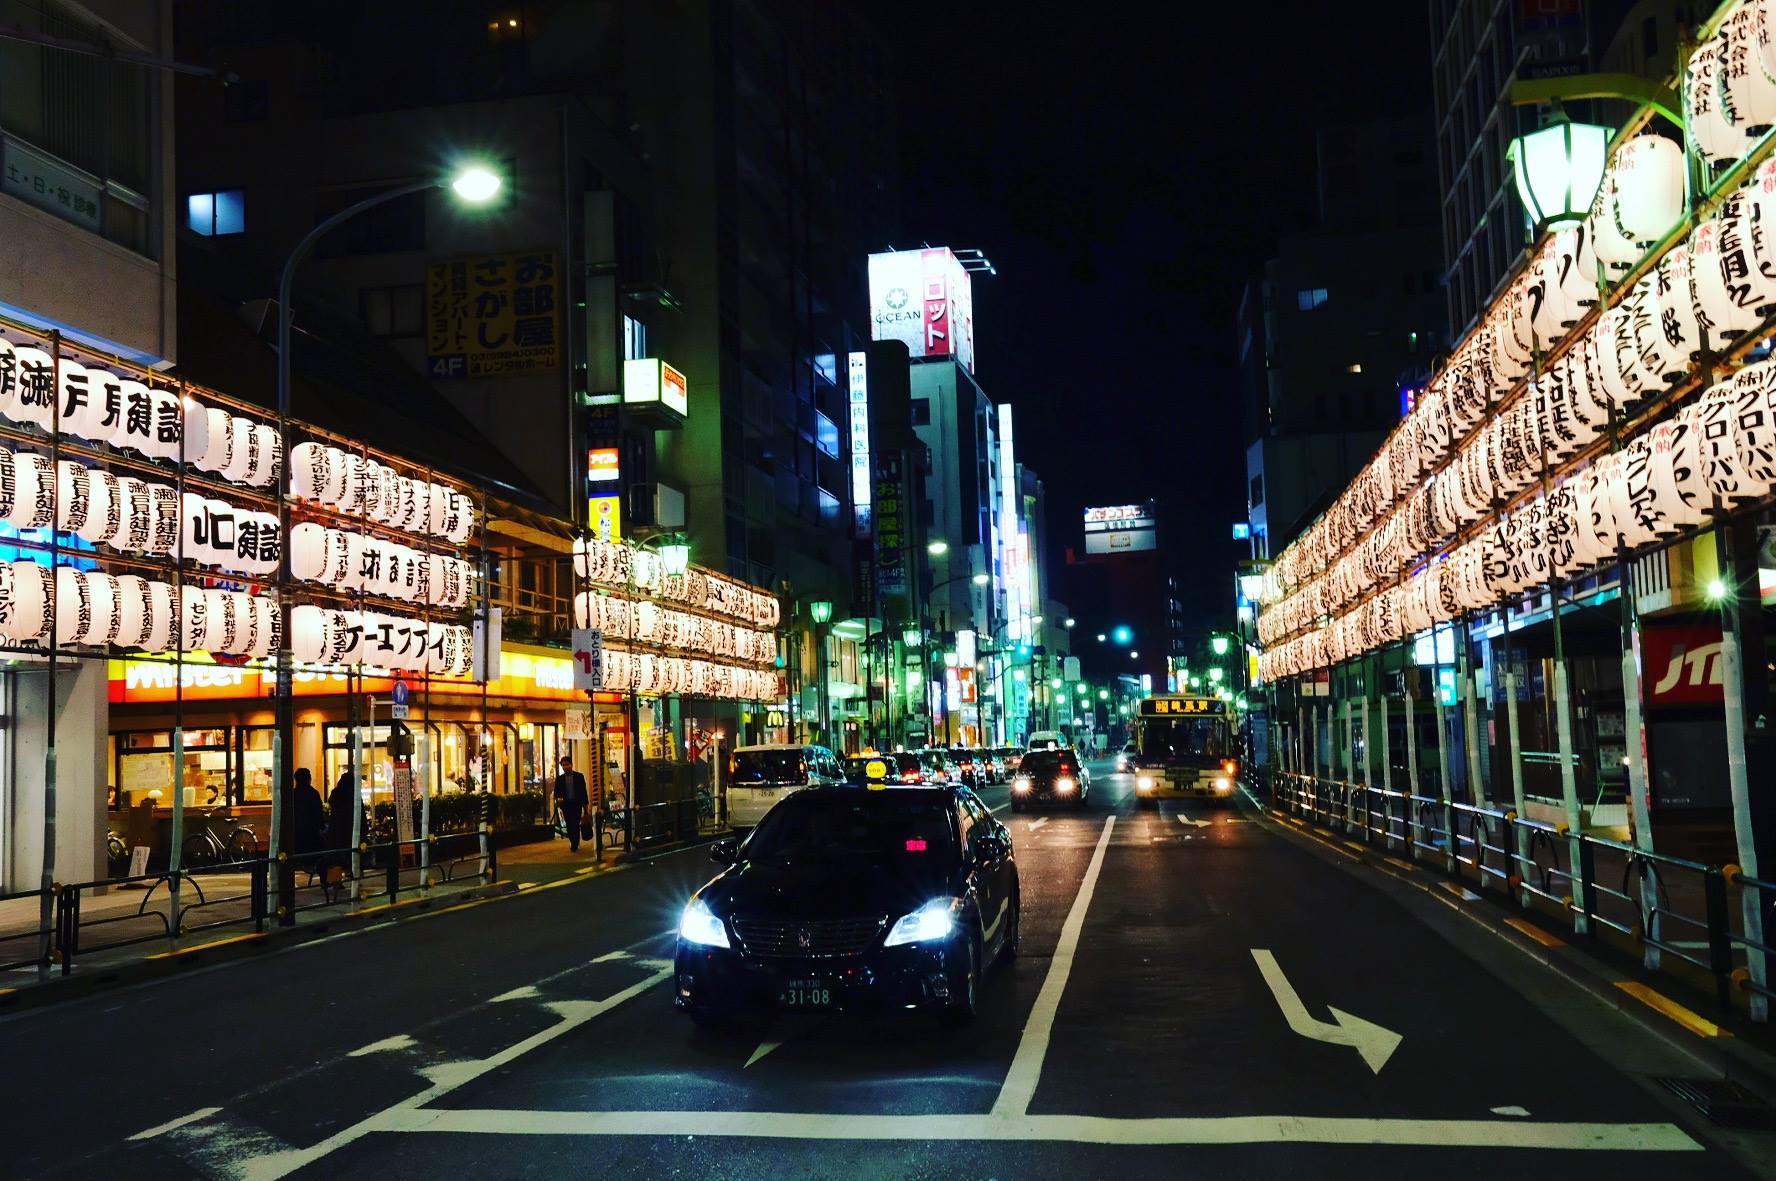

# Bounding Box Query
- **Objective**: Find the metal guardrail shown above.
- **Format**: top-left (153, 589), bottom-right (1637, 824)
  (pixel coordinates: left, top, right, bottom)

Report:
top-left (0, 824), bottom-right (504, 979)
top-left (1271, 771), bottom-right (1764, 1019)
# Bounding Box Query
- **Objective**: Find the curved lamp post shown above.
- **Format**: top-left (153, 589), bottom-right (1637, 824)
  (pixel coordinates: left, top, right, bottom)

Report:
top-left (271, 162), bottom-right (503, 923)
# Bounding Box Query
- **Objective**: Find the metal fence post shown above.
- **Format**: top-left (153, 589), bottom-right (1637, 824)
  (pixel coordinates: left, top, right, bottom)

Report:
top-left (1554, 662), bottom-right (1588, 936)
top-left (1704, 867), bottom-right (1734, 1012)
top-left (1405, 687), bottom-right (1421, 861)
top-left (1434, 694), bottom-right (1455, 874)
top-left (56, 884), bottom-right (78, 975)
top-left (1504, 671), bottom-right (1529, 906)
top-left (252, 857), bottom-right (268, 932)
top-left (1577, 838), bottom-right (1597, 939)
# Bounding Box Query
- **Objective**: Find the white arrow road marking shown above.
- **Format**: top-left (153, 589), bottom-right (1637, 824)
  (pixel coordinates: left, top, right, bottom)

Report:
top-left (1251, 949), bottom-right (1402, 1075)
top-left (1179, 815), bottom-right (1212, 828)
top-left (348, 1034), bottom-right (417, 1057)
top-left (488, 985), bottom-right (540, 1003)
top-left (1492, 1106), bottom-right (1532, 1117)
top-left (591, 949), bottom-right (630, 963)
top-left (1027, 817), bottom-right (1049, 831)
top-left (744, 1040), bottom-right (784, 1069)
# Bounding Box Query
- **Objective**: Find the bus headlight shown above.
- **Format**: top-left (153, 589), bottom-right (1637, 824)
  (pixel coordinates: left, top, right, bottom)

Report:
top-left (1137, 775), bottom-right (1156, 791)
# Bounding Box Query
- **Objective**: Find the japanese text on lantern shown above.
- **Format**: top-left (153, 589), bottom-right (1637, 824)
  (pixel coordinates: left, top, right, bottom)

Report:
top-left (426, 251), bottom-right (561, 379)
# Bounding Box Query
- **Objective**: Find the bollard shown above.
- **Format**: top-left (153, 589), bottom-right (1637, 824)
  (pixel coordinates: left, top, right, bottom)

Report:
top-left (1704, 868), bottom-right (1734, 1012)
top-left (252, 857), bottom-right (268, 932)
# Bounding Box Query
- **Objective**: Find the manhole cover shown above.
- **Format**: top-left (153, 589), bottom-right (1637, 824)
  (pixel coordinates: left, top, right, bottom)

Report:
top-left (1656, 1076), bottom-right (1776, 1130)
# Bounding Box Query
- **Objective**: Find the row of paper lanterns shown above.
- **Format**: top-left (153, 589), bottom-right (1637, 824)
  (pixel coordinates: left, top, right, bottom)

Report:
top-left (572, 536), bottom-right (780, 629)
top-left (289, 442), bottom-right (474, 543)
top-left (289, 522), bottom-right (473, 607)
top-left (0, 563), bottom-right (277, 655)
top-left (573, 591), bottom-right (776, 664)
top-left (1259, 357), bottom-right (1776, 672)
top-left (0, 338), bottom-right (479, 547)
top-left (1260, 145), bottom-right (1776, 641)
top-left (288, 605), bottom-right (474, 674)
top-left (0, 446), bottom-right (473, 604)
top-left (590, 648), bottom-right (779, 701)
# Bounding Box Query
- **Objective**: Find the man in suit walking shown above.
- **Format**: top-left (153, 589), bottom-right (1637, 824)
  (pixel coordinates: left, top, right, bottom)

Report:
top-left (554, 756), bottom-right (590, 853)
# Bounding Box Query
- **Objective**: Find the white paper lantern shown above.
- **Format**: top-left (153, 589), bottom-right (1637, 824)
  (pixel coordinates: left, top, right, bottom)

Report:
top-left (1609, 135), bottom-right (1686, 246)
top-left (239, 595), bottom-right (277, 658)
top-left (1545, 478), bottom-right (1580, 577)
top-left (179, 397), bottom-right (210, 465)
top-left (290, 522), bottom-right (333, 582)
top-left (147, 387), bottom-right (184, 461)
top-left (290, 442), bottom-right (329, 502)
top-left (77, 469), bottom-right (121, 546)
top-left (1650, 246), bottom-right (1702, 370)
top-left (1648, 413), bottom-right (1711, 529)
top-left (1690, 35), bottom-right (1741, 165)
top-left (51, 566), bottom-right (89, 646)
top-left (173, 585), bottom-right (207, 651)
top-left (8, 348), bottom-right (55, 429)
top-left (220, 416), bottom-right (257, 484)
top-left (144, 482), bottom-right (180, 555)
top-left (0, 338), bottom-right (16, 422)
top-left (1587, 171), bottom-right (1640, 275)
top-left (53, 461), bottom-right (92, 536)
top-left (1690, 203), bottom-right (1767, 347)
top-left (112, 574), bottom-right (150, 648)
top-left (56, 361), bottom-right (108, 442)
top-left (1528, 230), bottom-right (1586, 343)
top-left (1732, 357), bottom-right (1776, 491)
top-left (140, 580), bottom-right (173, 653)
top-left (1719, 4), bottom-right (1776, 144)
top-left (78, 572), bottom-right (121, 647)
top-left (246, 423), bottom-right (280, 488)
top-left (1695, 378), bottom-right (1755, 504)
top-left (292, 605), bottom-right (347, 664)
top-left (1610, 437), bottom-right (1670, 547)
top-left (0, 560), bottom-right (50, 641)
top-left (335, 451), bottom-right (367, 514)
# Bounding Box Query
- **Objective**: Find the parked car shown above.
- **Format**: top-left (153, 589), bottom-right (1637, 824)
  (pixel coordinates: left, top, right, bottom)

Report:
top-left (727, 744), bottom-right (845, 828)
top-left (675, 784), bottom-right (1020, 1026)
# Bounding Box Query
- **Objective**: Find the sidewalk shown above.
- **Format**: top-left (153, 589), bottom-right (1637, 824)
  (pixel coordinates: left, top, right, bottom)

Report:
top-left (0, 834), bottom-right (600, 1006)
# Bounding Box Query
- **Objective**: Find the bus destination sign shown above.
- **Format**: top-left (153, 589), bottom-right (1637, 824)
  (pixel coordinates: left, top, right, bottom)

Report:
top-left (1140, 696), bottom-right (1225, 717)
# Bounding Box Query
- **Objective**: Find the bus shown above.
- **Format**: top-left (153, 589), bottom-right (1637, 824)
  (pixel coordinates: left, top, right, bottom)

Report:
top-left (1129, 695), bottom-right (1239, 807)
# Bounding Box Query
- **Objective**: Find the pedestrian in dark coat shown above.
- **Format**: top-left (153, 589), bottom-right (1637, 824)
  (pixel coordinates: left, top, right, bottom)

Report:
top-left (554, 757), bottom-right (589, 853)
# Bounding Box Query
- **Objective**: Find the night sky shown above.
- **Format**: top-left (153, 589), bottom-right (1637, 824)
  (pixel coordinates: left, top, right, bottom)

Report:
top-left (888, 3), bottom-right (1432, 634)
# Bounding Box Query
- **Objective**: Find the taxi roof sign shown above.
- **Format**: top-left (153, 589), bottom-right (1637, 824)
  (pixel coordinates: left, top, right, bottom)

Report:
top-left (1139, 696), bottom-right (1226, 717)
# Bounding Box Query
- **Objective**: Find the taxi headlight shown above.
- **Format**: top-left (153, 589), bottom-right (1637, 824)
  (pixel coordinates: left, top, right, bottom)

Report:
top-left (1012, 776), bottom-right (1032, 793)
top-left (1137, 775), bottom-right (1156, 790)
top-left (678, 898), bottom-right (730, 949)
top-left (884, 898), bottom-right (958, 947)
top-left (1054, 776), bottom-right (1077, 793)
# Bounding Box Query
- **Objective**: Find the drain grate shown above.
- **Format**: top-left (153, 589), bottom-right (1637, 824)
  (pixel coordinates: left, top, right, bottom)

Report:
top-left (1656, 1076), bottom-right (1776, 1130)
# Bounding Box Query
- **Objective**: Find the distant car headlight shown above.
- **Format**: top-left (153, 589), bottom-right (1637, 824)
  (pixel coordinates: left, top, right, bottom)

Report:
top-left (1055, 776), bottom-right (1077, 793)
top-left (1012, 776), bottom-right (1032, 793)
top-left (884, 898), bottom-right (958, 947)
top-left (1214, 777), bottom-right (1231, 790)
top-left (678, 897), bottom-right (730, 948)
top-left (1137, 775), bottom-right (1156, 790)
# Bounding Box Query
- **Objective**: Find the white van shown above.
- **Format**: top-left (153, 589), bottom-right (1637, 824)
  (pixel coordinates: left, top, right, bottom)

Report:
top-left (726, 744), bottom-right (844, 829)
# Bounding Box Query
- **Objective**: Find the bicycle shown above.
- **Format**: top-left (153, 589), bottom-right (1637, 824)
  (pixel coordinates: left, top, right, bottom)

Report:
top-left (181, 807), bottom-right (260, 869)
top-left (598, 794), bottom-right (630, 848)
top-left (106, 830), bottom-right (131, 877)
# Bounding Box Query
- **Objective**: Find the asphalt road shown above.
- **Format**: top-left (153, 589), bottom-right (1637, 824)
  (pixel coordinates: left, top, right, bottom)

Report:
top-left (3, 758), bottom-right (1768, 1179)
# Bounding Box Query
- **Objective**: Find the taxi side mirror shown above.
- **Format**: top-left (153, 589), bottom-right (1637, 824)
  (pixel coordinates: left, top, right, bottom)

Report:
top-left (710, 839), bottom-right (737, 866)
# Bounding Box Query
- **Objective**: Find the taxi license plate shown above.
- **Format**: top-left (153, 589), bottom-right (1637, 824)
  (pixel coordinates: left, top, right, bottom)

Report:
top-left (778, 979), bottom-right (833, 1009)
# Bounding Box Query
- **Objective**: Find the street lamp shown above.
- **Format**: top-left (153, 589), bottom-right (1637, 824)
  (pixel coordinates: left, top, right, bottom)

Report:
top-left (1209, 667), bottom-right (1224, 682)
top-left (1096, 633), bottom-right (1107, 643)
top-left (809, 600), bottom-right (833, 624)
top-left (927, 539), bottom-right (949, 556)
top-left (1508, 110), bottom-right (1609, 232)
top-left (903, 626), bottom-right (923, 647)
top-left (808, 599), bottom-right (833, 748)
top-left (657, 534), bottom-right (691, 577)
top-left (1112, 625), bottom-right (1133, 645)
top-left (1211, 635), bottom-right (1229, 656)
top-left (971, 572), bottom-right (990, 586)
top-left (271, 159), bottom-right (505, 923)
top-left (1064, 617), bottom-right (1075, 629)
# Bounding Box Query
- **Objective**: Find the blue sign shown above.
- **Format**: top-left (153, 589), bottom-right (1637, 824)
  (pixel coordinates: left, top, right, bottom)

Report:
top-left (392, 679), bottom-right (410, 707)
top-left (1232, 522), bottom-right (1251, 541)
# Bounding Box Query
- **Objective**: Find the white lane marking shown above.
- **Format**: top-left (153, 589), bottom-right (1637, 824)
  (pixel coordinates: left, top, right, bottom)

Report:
top-left (158, 1115), bottom-right (297, 1178)
top-left (1492, 1106), bottom-right (1532, 1117)
top-left (992, 814), bottom-right (1116, 1117)
top-left (1179, 816), bottom-right (1212, 829)
top-left (348, 1034), bottom-right (417, 1057)
top-left (744, 1041), bottom-right (784, 1069)
top-left (592, 949), bottom-right (631, 963)
top-left (1251, 949), bottom-right (1402, 1075)
top-left (1028, 817), bottom-right (1049, 831)
top-left (489, 985), bottom-right (541, 1002)
top-left (371, 1108), bottom-right (1700, 1151)
top-left (981, 896), bottom-right (1010, 943)
top-left (232, 966), bottom-right (674, 1179)
top-left (127, 1106), bottom-right (222, 1142)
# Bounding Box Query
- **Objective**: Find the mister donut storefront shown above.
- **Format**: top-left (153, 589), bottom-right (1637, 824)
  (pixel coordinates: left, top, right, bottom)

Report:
top-left (105, 643), bottom-right (634, 823)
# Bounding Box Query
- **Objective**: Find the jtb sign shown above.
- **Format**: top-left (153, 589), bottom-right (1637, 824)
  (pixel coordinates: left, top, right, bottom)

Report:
top-left (1642, 624), bottom-right (1725, 705)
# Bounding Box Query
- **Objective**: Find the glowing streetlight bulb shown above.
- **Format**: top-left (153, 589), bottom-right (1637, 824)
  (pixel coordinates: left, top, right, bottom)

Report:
top-left (450, 165), bottom-right (503, 204)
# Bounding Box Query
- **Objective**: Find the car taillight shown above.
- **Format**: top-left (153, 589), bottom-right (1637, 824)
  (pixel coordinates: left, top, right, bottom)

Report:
top-left (1223, 759), bottom-right (1238, 775)
top-left (901, 772), bottom-right (921, 783)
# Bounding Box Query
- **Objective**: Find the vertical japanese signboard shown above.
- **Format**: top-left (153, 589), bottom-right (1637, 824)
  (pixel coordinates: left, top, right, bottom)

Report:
top-left (873, 452), bottom-right (906, 612)
top-left (426, 251), bottom-right (561, 379)
top-left (847, 350), bottom-right (872, 538)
